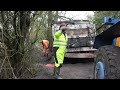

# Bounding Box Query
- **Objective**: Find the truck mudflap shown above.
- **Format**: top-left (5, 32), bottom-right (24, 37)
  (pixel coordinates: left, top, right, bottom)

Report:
top-left (65, 52), bottom-right (96, 58)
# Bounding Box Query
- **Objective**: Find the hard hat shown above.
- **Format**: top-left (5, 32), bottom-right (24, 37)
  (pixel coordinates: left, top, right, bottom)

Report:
top-left (59, 23), bottom-right (67, 30)
top-left (60, 23), bottom-right (66, 27)
top-left (60, 23), bottom-right (66, 26)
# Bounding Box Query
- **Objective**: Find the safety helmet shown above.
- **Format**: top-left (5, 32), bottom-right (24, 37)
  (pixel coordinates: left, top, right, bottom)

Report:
top-left (59, 23), bottom-right (67, 30)
top-left (60, 23), bottom-right (66, 27)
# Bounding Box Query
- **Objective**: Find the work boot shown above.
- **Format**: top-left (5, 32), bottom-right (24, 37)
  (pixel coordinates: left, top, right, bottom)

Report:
top-left (57, 76), bottom-right (63, 79)
top-left (53, 67), bottom-right (63, 79)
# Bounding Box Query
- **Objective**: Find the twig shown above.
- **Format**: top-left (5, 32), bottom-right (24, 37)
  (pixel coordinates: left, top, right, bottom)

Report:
top-left (7, 56), bottom-right (17, 79)
top-left (26, 67), bottom-right (34, 76)
top-left (8, 51), bottom-right (24, 58)
top-left (16, 65), bottom-right (24, 75)
top-left (3, 48), bottom-right (17, 79)
top-left (18, 69), bottom-right (27, 78)
top-left (0, 57), bottom-right (7, 73)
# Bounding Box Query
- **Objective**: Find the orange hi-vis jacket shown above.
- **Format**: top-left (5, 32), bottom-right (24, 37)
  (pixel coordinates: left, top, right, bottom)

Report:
top-left (42, 40), bottom-right (49, 54)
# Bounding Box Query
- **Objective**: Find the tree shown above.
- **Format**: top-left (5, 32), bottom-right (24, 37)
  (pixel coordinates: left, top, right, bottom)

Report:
top-left (0, 11), bottom-right (31, 78)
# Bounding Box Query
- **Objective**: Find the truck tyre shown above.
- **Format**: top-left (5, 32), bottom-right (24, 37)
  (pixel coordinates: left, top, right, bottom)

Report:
top-left (93, 45), bottom-right (120, 79)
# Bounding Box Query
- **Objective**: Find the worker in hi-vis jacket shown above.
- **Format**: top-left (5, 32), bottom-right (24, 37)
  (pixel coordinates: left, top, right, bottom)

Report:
top-left (53, 23), bottom-right (68, 79)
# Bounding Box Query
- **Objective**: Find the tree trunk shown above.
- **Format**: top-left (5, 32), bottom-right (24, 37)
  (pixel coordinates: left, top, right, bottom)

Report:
top-left (47, 11), bottom-right (53, 52)
top-left (10, 11), bottom-right (31, 77)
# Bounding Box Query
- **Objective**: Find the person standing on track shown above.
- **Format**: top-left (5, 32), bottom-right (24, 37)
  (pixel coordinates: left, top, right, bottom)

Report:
top-left (53, 23), bottom-right (68, 79)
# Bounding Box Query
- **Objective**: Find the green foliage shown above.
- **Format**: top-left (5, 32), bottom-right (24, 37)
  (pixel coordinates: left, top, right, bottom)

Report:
top-left (93, 11), bottom-right (120, 29)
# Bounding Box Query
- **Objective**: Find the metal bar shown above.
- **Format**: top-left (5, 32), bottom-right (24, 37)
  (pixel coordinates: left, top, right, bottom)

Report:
top-left (65, 53), bottom-right (96, 58)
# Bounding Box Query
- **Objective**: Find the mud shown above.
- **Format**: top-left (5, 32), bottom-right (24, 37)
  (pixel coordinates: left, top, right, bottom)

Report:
top-left (34, 55), bottom-right (94, 79)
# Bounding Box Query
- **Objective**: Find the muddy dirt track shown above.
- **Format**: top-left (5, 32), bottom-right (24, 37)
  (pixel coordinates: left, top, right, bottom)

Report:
top-left (61, 58), bottom-right (94, 79)
top-left (34, 55), bottom-right (94, 79)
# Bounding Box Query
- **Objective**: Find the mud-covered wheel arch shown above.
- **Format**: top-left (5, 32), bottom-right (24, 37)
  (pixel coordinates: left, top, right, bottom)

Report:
top-left (93, 45), bottom-right (120, 79)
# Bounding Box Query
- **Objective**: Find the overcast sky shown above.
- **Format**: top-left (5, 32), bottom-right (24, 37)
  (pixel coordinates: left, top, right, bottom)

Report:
top-left (59, 11), bottom-right (94, 20)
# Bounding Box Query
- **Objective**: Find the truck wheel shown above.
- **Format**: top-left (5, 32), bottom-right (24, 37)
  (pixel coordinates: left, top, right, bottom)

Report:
top-left (94, 45), bottom-right (120, 79)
